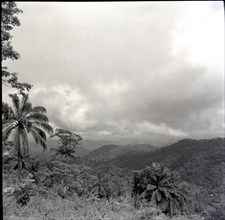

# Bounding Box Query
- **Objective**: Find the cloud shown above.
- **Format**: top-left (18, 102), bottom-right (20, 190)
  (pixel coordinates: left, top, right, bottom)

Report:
top-left (2, 2), bottom-right (224, 145)
top-left (136, 121), bottom-right (188, 137)
top-left (29, 84), bottom-right (97, 131)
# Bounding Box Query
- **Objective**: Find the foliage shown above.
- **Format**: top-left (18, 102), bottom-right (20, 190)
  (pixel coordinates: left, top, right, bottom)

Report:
top-left (133, 163), bottom-right (190, 216)
top-left (14, 183), bottom-right (32, 206)
top-left (3, 141), bottom-right (29, 173)
top-left (13, 175), bottom-right (35, 206)
top-left (51, 128), bottom-right (82, 147)
top-left (2, 140), bottom-right (14, 162)
top-left (51, 144), bottom-right (77, 159)
top-left (87, 172), bottom-right (111, 199)
top-left (6, 193), bottom-right (204, 220)
top-left (2, 153), bottom-right (220, 220)
top-left (3, 173), bottom-right (36, 219)
top-left (84, 143), bottom-right (156, 162)
top-left (3, 94), bottom-right (53, 151)
top-left (204, 205), bottom-right (225, 220)
top-left (12, 154), bottom-right (31, 170)
top-left (3, 137), bottom-right (224, 220)
top-left (51, 128), bottom-right (82, 159)
top-left (2, 102), bottom-right (13, 120)
top-left (2, 2), bottom-right (33, 94)
top-left (106, 138), bottom-right (225, 215)
top-left (2, 1), bottom-right (22, 61)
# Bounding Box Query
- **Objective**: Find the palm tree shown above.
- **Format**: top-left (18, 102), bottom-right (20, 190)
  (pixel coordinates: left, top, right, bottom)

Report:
top-left (88, 172), bottom-right (110, 199)
top-left (2, 93), bottom-right (53, 181)
top-left (133, 163), bottom-right (189, 216)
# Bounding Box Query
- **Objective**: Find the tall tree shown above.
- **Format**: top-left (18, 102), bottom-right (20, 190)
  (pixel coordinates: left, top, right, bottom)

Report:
top-left (2, 93), bottom-right (53, 181)
top-left (2, 1), bottom-right (32, 94)
top-left (89, 172), bottom-right (110, 199)
top-left (50, 128), bottom-right (82, 160)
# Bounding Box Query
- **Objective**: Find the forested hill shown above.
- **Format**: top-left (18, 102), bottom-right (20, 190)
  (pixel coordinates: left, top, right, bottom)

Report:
top-left (109, 138), bottom-right (225, 194)
top-left (109, 138), bottom-right (224, 170)
top-left (84, 144), bottom-right (157, 162)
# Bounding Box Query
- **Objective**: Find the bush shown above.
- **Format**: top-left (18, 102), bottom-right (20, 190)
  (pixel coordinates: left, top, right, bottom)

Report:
top-left (132, 163), bottom-right (191, 216)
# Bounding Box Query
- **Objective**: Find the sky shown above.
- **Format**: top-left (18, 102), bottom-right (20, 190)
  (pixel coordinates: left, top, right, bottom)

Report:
top-left (3, 1), bottom-right (225, 146)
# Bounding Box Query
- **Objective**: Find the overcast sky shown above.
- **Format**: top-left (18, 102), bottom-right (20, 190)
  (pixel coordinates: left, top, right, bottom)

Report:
top-left (3, 1), bottom-right (224, 145)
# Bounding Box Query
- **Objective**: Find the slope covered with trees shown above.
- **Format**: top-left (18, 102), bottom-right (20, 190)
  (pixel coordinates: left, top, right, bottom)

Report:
top-left (109, 138), bottom-right (225, 187)
top-left (84, 144), bottom-right (157, 162)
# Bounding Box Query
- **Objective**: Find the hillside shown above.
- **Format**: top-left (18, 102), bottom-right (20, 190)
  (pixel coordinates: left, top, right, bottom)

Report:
top-left (109, 138), bottom-right (225, 203)
top-left (84, 144), bottom-right (157, 162)
top-left (109, 138), bottom-right (224, 169)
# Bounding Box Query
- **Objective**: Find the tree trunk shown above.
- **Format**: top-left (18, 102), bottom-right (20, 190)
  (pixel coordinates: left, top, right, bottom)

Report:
top-left (156, 200), bottom-right (159, 211)
top-left (169, 199), bottom-right (173, 216)
top-left (17, 145), bottom-right (21, 182)
top-left (16, 127), bottom-right (22, 183)
top-left (134, 193), bottom-right (139, 208)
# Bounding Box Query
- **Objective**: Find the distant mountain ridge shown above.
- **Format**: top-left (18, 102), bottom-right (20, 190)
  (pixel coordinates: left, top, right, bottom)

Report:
top-left (109, 138), bottom-right (225, 170)
top-left (84, 144), bottom-right (158, 162)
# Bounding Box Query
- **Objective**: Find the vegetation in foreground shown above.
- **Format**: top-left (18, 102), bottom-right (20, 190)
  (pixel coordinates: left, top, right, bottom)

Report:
top-left (3, 136), bottom-right (225, 220)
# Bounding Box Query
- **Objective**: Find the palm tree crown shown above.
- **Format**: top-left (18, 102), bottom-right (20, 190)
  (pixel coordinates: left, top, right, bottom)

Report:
top-left (133, 163), bottom-right (189, 215)
top-left (3, 93), bottom-right (53, 161)
top-left (89, 172), bottom-right (110, 199)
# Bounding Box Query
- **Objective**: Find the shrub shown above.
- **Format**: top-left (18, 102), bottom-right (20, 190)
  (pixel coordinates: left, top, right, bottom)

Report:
top-left (132, 162), bottom-right (190, 216)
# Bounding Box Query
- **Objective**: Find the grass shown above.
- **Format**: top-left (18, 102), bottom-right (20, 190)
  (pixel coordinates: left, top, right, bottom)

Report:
top-left (5, 193), bottom-right (204, 220)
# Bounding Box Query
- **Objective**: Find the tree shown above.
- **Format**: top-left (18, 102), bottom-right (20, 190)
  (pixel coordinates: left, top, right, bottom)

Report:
top-left (2, 93), bottom-right (53, 181)
top-left (88, 172), bottom-right (110, 199)
top-left (2, 1), bottom-right (32, 94)
top-left (50, 128), bottom-right (82, 160)
top-left (133, 162), bottom-right (190, 216)
top-left (51, 145), bottom-right (76, 159)
top-left (2, 102), bottom-right (14, 120)
top-left (2, 1), bottom-right (21, 61)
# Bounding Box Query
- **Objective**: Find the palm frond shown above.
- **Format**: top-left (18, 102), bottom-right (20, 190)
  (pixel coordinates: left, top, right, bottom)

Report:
top-left (31, 121), bottom-right (53, 135)
top-left (2, 120), bottom-right (15, 128)
top-left (39, 137), bottom-right (47, 151)
top-left (2, 102), bottom-right (14, 119)
top-left (2, 125), bottom-right (15, 141)
top-left (24, 121), bottom-right (33, 132)
top-left (20, 94), bottom-right (29, 111)
top-left (30, 128), bottom-right (47, 151)
top-left (31, 126), bottom-right (47, 141)
top-left (21, 102), bottom-right (32, 117)
top-left (32, 106), bottom-right (47, 113)
top-left (30, 129), bottom-right (40, 144)
top-left (9, 93), bottom-right (20, 116)
top-left (26, 112), bottom-right (49, 123)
